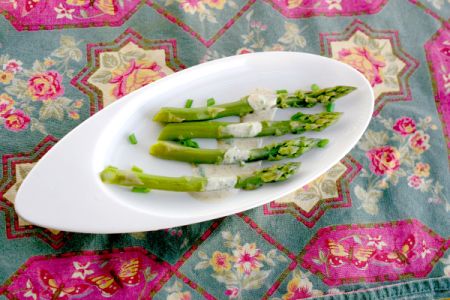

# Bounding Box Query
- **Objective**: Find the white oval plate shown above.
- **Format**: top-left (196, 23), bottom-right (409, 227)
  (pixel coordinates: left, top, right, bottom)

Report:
top-left (15, 52), bottom-right (373, 233)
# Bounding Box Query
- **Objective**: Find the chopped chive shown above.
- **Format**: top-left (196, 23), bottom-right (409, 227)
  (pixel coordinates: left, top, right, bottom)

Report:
top-left (326, 102), bottom-right (335, 112)
top-left (276, 89), bottom-right (288, 94)
top-left (206, 98), bottom-right (215, 107)
top-left (290, 112), bottom-right (304, 121)
top-left (131, 187), bottom-right (151, 193)
top-left (128, 133), bottom-right (138, 145)
top-left (131, 165), bottom-right (143, 173)
top-left (185, 99), bottom-right (193, 108)
top-left (179, 139), bottom-right (199, 148)
top-left (317, 139), bottom-right (329, 148)
top-left (311, 84), bottom-right (320, 91)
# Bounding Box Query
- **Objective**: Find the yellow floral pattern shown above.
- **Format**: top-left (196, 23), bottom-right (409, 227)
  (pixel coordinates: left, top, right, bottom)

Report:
top-left (275, 162), bottom-right (347, 212)
top-left (4, 162), bottom-right (60, 234)
top-left (89, 42), bottom-right (173, 106)
top-left (210, 251), bottom-right (232, 272)
top-left (330, 31), bottom-right (405, 99)
top-left (194, 231), bottom-right (287, 298)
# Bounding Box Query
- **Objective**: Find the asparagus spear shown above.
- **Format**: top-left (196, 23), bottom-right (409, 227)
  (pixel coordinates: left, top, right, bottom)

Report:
top-left (150, 137), bottom-right (328, 164)
top-left (153, 86), bottom-right (355, 123)
top-left (158, 112), bottom-right (341, 141)
top-left (100, 162), bottom-right (300, 191)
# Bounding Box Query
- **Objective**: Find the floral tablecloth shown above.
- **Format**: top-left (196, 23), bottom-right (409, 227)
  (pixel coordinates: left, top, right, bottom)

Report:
top-left (0, 0), bottom-right (450, 299)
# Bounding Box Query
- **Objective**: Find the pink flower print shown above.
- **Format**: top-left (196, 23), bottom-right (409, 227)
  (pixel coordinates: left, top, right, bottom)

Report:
top-left (367, 235), bottom-right (387, 250)
top-left (366, 146), bottom-right (400, 176)
top-left (393, 117), bottom-right (416, 136)
top-left (225, 287), bottom-right (239, 299)
top-left (338, 47), bottom-right (386, 87)
top-left (3, 59), bottom-right (23, 73)
top-left (408, 175), bottom-right (423, 189)
top-left (232, 243), bottom-right (264, 275)
top-left (3, 109), bottom-right (30, 132)
top-left (418, 240), bottom-right (432, 259)
top-left (71, 261), bottom-right (94, 280)
top-left (409, 131), bottom-right (430, 154)
top-left (28, 71), bottom-right (64, 101)
top-left (110, 59), bottom-right (166, 99)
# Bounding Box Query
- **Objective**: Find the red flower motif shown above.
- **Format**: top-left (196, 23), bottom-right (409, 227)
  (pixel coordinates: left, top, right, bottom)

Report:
top-left (407, 175), bottom-right (423, 189)
top-left (3, 109), bottom-right (30, 132)
top-left (232, 243), bottom-right (264, 275)
top-left (409, 131), bottom-right (430, 154)
top-left (109, 59), bottom-right (166, 99)
top-left (3, 59), bottom-right (23, 73)
top-left (28, 71), bottom-right (64, 101)
top-left (393, 117), bottom-right (416, 136)
top-left (366, 146), bottom-right (400, 176)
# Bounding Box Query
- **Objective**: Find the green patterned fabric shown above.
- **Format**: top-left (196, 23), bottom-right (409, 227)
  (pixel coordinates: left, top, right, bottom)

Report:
top-left (0, 0), bottom-right (449, 299)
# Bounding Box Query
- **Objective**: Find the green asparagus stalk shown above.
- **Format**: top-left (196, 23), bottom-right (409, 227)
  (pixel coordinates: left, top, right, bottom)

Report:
top-left (100, 162), bottom-right (300, 192)
top-left (158, 112), bottom-right (341, 141)
top-left (153, 86), bottom-right (355, 123)
top-left (150, 137), bottom-right (328, 164)
top-left (277, 86), bottom-right (355, 108)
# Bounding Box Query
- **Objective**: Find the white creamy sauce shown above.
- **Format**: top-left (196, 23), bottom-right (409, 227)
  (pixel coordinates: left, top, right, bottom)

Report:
top-left (247, 88), bottom-right (277, 111)
top-left (219, 138), bottom-right (260, 149)
top-left (243, 107), bottom-right (278, 122)
top-left (223, 147), bottom-right (250, 164)
top-left (121, 171), bottom-right (144, 186)
top-left (204, 176), bottom-right (237, 191)
top-left (190, 88), bottom-right (277, 201)
top-left (223, 122), bottom-right (262, 138)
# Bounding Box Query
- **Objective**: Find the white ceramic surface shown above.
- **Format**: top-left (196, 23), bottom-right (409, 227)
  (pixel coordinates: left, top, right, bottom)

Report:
top-left (15, 52), bottom-right (374, 233)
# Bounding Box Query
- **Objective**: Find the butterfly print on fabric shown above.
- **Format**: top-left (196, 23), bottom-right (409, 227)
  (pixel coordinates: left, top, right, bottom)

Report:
top-left (39, 270), bottom-right (90, 299)
top-left (85, 258), bottom-right (141, 297)
top-left (373, 235), bottom-right (417, 268)
top-left (326, 239), bottom-right (376, 269)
